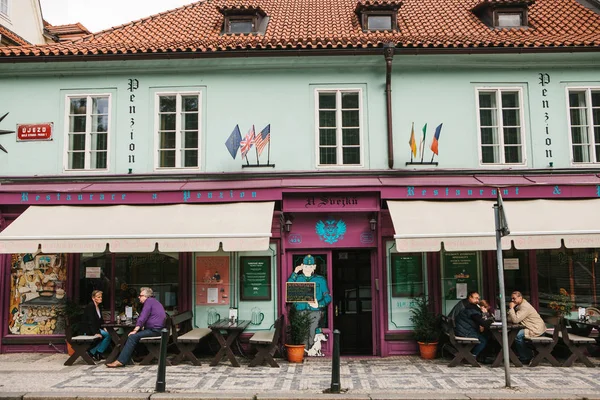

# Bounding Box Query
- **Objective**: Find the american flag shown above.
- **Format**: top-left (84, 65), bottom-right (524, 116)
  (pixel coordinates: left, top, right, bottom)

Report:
top-left (254, 124), bottom-right (271, 156)
top-left (240, 125), bottom-right (255, 159)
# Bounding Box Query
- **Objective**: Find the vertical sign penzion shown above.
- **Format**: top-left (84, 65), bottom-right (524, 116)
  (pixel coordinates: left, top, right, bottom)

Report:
top-left (128, 79), bottom-right (139, 173)
top-left (539, 73), bottom-right (553, 162)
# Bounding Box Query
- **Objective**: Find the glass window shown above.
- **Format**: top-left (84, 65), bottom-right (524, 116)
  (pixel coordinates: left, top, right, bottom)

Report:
top-left (316, 90), bottom-right (362, 166)
top-left (156, 93), bottom-right (201, 169)
top-left (66, 95), bottom-right (110, 170)
top-left (477, 88), bottom-right (525, 164)
top-left (502, 249), bottom-right (530, 304)
top-left (567, 88), bottom-right (600, 163)
top-left (0, 0), bottom-right (8, 17)
top-left (537, 248), bottom-right (599, 315)
top-left (367, 15), bottom-right (392, 31)
top-left (497, 12), bottom-right (523, 27)
top-left (228, 18), bottom-right (254, 33)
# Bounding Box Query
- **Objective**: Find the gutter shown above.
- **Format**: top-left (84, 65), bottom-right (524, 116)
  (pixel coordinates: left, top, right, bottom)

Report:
top-left (384, 43), bottom-right (395, 169)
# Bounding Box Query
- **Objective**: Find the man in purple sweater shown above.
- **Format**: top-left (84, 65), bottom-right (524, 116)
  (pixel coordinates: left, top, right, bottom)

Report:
top-left (106, 287), bottom-right (166, 368)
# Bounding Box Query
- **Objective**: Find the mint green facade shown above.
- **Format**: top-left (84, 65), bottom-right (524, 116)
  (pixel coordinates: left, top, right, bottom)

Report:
top-left (1, 52), bottom-right (599, 177)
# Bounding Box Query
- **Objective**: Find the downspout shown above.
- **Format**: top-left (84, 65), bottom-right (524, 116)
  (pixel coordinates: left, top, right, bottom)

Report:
top-left (384, 43), bottom-right (395, 169)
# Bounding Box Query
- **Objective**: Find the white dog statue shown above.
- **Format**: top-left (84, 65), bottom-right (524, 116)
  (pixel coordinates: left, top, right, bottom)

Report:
top-left (305, 332), bottom-right (328, 356)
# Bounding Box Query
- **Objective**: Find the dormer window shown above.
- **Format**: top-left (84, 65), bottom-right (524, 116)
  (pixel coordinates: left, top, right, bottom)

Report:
top-left (219, 6), bottom-right (267, 35)
top-left (472, 0), bottom-right (534, 29)
top-left (355, 0), bottom-right (402, 32)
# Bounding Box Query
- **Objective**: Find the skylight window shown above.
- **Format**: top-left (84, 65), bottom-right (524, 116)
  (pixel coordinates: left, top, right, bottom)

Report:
top-left (219, 6), bottom-right (267, 35)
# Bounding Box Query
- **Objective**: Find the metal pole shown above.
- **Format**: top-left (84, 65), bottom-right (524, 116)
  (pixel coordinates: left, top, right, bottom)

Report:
top-left (330, 329), bottom-right (341, 393)
top-left (155, 327), bottom-right (169, 393)
top-left (494, 204), bottom-right (511, 388)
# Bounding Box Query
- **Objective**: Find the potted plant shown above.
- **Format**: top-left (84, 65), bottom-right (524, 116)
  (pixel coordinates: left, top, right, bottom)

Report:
top-left (409, 294), bottom-right (441, 359)
top-left (285, 305), bottom-right (313, 363)
top-left (58, 299), bottom-right (84, 355)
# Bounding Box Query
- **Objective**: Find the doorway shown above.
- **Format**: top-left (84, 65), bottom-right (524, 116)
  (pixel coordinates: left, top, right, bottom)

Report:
top-left (332, 250), bottom-right (373, 355)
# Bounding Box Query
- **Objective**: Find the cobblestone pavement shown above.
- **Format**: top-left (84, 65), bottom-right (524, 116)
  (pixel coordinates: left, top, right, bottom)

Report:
top-left (0, 353), bottom-right (599, 397)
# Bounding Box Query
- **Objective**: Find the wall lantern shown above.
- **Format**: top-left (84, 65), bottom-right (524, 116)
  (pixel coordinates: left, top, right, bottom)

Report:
top-left (284, 218), bottom-right (293, 233)
top-left (369, 216), bottom-right (377, 231)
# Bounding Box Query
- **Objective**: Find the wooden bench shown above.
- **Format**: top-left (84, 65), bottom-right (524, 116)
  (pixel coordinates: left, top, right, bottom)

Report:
top-left (170, 311), bottom-right (212, 366)
top-left (441, 315), bottom-right (480, 367)
top-left (64, 315), bottom-right (98, 366)
top-left (525, 323), bottom-right (560, 367)
top-left (248, 315), bottom-right (284, 367)
top-left (138, 314), bottom-right (172, 366)
top-left (558, 317), bottom-right (596, 368)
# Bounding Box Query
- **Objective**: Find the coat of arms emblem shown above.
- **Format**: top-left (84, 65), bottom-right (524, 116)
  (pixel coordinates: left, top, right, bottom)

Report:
top-left (315, 218), bottom-right (347, 244)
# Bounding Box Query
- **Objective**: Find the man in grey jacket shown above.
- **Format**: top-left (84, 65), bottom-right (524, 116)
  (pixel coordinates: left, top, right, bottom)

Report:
top-left (507, 291), bottom-right (546, 363)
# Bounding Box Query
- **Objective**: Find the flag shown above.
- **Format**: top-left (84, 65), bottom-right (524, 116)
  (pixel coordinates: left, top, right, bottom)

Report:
top-left (240, 125), bottom-right (255, 159)
top-left (408, 122), bottom-right (417, 157)
top-left (430, 123), bottom-right (443, 155)
top-left (419, 123), bottom-right (427, 159)
top-left (255, 124), bottom-right (271, 156)
top-left (224, 125), bottom-right (242, 159)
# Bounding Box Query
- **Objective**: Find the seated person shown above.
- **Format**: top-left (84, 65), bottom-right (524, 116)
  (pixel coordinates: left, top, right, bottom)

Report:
top-left (507, 291), bottom-right (546, 364)
top-left (455, 291), bottom-right (492, 359)
top-left (83, 290), bottom-right (111, 360)
top-left (479, 300), bottom-right (495, 323)
top-left (106, 287), bottom-right (166, 368)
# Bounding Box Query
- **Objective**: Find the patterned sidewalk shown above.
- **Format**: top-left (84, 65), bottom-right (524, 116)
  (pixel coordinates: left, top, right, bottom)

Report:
top-left (0, 353), bottom-right (599, 397)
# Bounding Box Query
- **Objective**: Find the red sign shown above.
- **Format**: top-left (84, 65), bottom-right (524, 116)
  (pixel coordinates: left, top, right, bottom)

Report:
top-left (17, 123), bottom-right (53, 141)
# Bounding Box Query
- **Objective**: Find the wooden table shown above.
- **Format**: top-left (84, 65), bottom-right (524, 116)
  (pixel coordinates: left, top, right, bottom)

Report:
top-left (208, 319), bottom-right (251, 367)
top-left (567, 318), bottom-right (600, 336)
top-left (101, 322), bottom-right (137, 364)
top-left (489, 323), bottom-right (525, 368)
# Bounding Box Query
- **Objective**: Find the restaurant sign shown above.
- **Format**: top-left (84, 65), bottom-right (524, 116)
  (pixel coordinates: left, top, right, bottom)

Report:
top-left (283, 193), bottom-right (379, 212)
top-left (17, 123), bottom-right (53, 141)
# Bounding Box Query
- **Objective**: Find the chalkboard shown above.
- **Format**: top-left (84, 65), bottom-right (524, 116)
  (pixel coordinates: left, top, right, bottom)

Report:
top-left (390, 254), bottom-right (424, 297)
top-left (240, 256), bottom-right (271, 301)
top-left (286, 282), bottom-right (316, 302)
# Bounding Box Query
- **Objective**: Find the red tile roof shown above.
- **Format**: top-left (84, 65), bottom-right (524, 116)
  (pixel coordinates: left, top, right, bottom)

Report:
top-left (45, 23), bottom-right (91, 36)
top-left (0, 25), bottom-right (31, 46)
top-left (1, 0), bottom-right (600, 58)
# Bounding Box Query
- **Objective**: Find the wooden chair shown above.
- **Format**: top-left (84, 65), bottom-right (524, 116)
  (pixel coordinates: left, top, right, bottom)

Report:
top-left (139, 314), bottom-right (172, 366)
top-left (64, 315), bottom-right (98, 366)
top-left (526, 321), bottom-right (560, 367)
top-left (558, 317), bottom-right (596, 368)
top-left (249, 315), bottom-right (284, 367)
top-left (170, 311), bottom-right (212, 366)
top-left (440, 315), bottom-right (480, 367)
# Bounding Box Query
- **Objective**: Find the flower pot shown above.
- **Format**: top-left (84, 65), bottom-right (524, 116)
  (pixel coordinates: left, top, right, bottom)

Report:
top-left (418, 341), bottom-right (438, 359)
top-left (285, 344), bottom-right (306, 363)
top-left (66, 341), bottom-right (75, 356)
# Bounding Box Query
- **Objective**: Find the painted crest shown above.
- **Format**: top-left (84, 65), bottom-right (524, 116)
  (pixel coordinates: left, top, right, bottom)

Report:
top-left (315, 218), bottom-right (347, 244)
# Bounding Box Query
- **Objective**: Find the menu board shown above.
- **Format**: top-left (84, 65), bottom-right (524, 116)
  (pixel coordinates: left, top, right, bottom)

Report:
top-left (390, 254), bottom-right (423, 297)
top-left (286, 282), bottom-right (316, 302)
top-left (443, 252), bottom-right (479, 300)
top-left (240, 256), bottom-right (271, 301)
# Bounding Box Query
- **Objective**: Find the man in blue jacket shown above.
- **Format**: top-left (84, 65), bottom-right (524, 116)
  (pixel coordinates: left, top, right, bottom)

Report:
top-left (454, 291), bottom-right (491, 358)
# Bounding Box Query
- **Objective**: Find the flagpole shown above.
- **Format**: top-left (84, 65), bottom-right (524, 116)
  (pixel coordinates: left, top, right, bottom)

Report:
top-left (267, 139), bottom-right (271, 166)
top-left (430, 153), bottom-right (435, 163)
top-left (255, 144), bottom-right (260, 165)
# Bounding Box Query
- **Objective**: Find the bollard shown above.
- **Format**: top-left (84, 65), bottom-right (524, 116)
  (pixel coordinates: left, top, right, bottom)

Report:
top-left (330, 329), bottom-right (341, 393)
top-left (155, 327), bottom-right (169, 393)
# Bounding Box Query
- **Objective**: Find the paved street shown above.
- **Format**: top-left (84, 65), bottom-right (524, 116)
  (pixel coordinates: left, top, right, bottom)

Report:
top-left (0, 352), bottom-right (599, 399)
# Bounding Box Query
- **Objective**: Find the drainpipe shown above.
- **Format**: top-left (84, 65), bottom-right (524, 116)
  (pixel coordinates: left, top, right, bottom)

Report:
top-left (383, 43), bottom-right (395, 169)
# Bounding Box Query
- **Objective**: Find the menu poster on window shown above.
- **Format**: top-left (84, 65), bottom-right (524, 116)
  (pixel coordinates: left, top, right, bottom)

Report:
top-left (195, 256), bottom-right (230, 305)
top-left (443, 252), bottom-right (478, 300)
top-left (390, 254), bottom-right (423, 298)
top-left (240, 256), bottom-right (271, 301)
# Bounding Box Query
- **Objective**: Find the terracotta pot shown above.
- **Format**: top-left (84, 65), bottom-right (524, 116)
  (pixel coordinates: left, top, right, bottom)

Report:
top-left (66, 342), bottom-right (75, 356)
top-left (418, 341), bottom-right (438, 359)
top-left (285, 344), bottom-right (306, 363)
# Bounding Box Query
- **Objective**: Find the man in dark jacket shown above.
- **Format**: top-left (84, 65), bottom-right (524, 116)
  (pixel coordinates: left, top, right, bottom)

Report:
top-left (454, 291), bottom-right (490, 357)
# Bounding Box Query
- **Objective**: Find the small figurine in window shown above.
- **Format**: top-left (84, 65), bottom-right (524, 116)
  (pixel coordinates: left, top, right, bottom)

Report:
top-left (213, 271), bottom-right (221, 283)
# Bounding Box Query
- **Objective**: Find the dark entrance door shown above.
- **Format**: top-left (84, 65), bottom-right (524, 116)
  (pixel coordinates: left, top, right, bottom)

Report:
top-left (333, 250), bottom-right (373, 355)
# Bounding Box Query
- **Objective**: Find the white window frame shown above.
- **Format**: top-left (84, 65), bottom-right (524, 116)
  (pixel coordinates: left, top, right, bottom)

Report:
top-left (62, 94), bottom-right (112, 172)
top-left (475, 87), bottom-right (527, 166)
top-left (0, 0), bottom-right (10, 19)
top-left (314, 88), bottom-right (364, 168)
top-left (154, 91), bottom-right (202, 171)
top-left (566, 86), bottom-right (600, 165)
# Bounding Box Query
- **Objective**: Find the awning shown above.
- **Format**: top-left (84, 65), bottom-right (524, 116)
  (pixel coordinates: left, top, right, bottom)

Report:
top-left (388, 199), bottom-right (600, 252)
top-left (0, 202), bottom-right (274, 253)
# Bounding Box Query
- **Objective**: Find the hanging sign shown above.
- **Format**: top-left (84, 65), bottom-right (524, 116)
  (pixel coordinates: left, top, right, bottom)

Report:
top-left (17, 123), bottom-right (53, 141)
